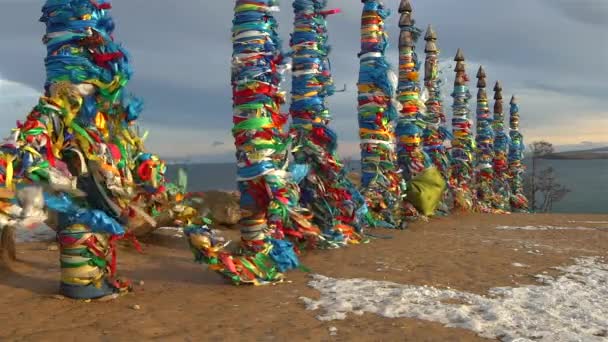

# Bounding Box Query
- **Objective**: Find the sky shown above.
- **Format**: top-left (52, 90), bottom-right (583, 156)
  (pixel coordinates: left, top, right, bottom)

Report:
top-left (0, 0), bottom-right (607, 162)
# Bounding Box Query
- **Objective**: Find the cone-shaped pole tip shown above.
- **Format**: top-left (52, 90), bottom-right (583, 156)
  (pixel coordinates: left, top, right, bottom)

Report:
top-left (425, 24), bottom-right (437, 41)
top-left (454, 48), bottom-right (465, 62)
top-left (476, 65), bottom-right (486, 78)
top-left (399, 13), bottom-right (413, 27)
top-left (510, 95), bottom-right (517, 105)
top-left (493, 81), bottom-right (502, 92)
top-left (399, 0), bottom-right (413, 13)
top-left (494, 81), bottom-right (503, 100)
top-left (425, 41), bottom-right (438, 53)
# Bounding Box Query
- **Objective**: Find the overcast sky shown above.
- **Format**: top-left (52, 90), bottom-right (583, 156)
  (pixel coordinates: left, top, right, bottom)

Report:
top-left (0, 0), bottom-right (607, 161)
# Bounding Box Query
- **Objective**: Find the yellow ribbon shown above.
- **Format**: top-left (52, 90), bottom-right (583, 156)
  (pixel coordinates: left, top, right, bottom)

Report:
top-left (360, 128), bottom-right (392, 137)
top-left (5, 155), bottom-right (14, 189)
top-left (400, 136), bottom-right (422, 144)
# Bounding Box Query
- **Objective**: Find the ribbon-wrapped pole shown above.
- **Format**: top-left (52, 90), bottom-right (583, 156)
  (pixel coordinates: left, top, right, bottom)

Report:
top-left (508, 95), bottom-right (529, 212)
top-left (395, 1), bottom-right (430, 218)
top-left (448, 49), bottom-right (474, 211)
top-left (289, 0), bottom-right (366, 243)
top-left (357, 0), bottom-right (403, 228)
top-left (421, 24), bottom-right (450, 214)
top-left (473, 66), bottom-right (496, 212)
top-left (491, 81), bottom-right (511, 211)
top-left (0, 0), bottom-right (181, 299)
top-left (185, 0), bottom-right (323, 286)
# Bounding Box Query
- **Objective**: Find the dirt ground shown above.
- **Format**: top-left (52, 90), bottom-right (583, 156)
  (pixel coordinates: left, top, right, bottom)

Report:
top-left (1, 213), bottom-right (607, 342)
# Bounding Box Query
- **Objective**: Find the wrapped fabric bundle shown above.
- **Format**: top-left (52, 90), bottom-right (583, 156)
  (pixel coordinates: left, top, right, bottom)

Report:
top-left (406, 167), bottom-right (446, 217)
top-left (473, 66), bottom-right (496, 212)
top-left (289, 0), bottom-right (366, 244)
top-left (508, 96), bottom-right (529, 212)
top-left (448, 49), bottom-right (474, 211)
top-left (491, 82), bottom-right (511, 212)
top-left (357, 0), bottom-right (403, 228)
top-left (395, 0), bottom-right (429, 184)
top-left (421, 24), bottom-right (451, 214)
top-left (0, 0), bottom-right (179, 298)
top-left (186, 0), bottom-right (320, 286)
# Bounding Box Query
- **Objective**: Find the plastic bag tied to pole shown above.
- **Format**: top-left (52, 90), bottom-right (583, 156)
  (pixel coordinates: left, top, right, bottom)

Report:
top-left (357, 0), bottom-right (403, 228)
top-left (421, 25), bottom-right (451, 215)
top-left (448, 49), bottom-right (474, 211)
top-left (473, 66), bottom-right (496, 213)
top-left (288, 0), bottom-right (366, 245)
top-left (508, 96), bottom-right (529, 212)
top-left (491, 82), bottom-right (511, 212)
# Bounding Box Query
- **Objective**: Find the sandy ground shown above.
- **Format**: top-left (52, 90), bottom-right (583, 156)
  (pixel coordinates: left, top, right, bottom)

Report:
top-left (1, 213), bottom-right (607, 341)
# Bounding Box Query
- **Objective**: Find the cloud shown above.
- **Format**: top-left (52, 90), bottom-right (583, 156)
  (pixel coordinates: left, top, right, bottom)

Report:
top-left (211, 141), bottom-right (225, 147)
top-left (0, 0), bottom-right (606, 161)
top-left (542, 0), bottom-right (608, 27)
top-left (0, 77), bottom-right (40, 133)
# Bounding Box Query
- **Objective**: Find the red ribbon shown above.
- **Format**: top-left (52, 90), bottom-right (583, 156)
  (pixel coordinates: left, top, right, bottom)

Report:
top-left (320, 9), bottom-right (341, 16)
top-left (89, 0), bottom-right (112, 10)
top-left (91, 52), bottom-right (124, 68)
top-left (45, 136), bottom-right (55, 167)
top-left (137, 160), bottom-right (154, 181)
top-left (108, 232), bottom-right (142, 277)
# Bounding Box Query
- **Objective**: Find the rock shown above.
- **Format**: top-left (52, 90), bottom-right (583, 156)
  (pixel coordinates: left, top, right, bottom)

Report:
top-left (190, 191), bottom-right (242, 226)
top-left (47, 244), bottom-right (59, 251)
top-left (97, 293), bottom-right (119, 302)
top-left (131, 304), bottom-right (141, 310)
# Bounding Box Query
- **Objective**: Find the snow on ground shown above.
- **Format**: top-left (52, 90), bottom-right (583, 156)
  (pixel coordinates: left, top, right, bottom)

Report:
top-left (301, 257), bottom-right (608, 342)
top-left (496, 225), bottom-right (598, 231)
top-left (15, 224), bottom-right (56, 243)
top-left (157, 226), bottom-right (184, 238)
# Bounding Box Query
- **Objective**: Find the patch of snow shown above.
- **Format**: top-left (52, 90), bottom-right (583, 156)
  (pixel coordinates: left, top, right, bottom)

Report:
top-left (14, 224), bottom-right (56, 243)
top-left (300, 257), bottom-right (608, 342)
top-left (568, 221), bottom-right (608, 224)
top-left (496, 225), bottom-right (596, 231)
top-left (157, 226), bottom-right (184, 238)
top-left (511, 263), bottom-right (528, 268)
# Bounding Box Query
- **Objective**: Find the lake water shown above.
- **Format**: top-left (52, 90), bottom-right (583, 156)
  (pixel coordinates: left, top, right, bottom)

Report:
top-left (532, 159), bottom-right (607, 214)
top-left (166, 159), bottom-right (608, 214)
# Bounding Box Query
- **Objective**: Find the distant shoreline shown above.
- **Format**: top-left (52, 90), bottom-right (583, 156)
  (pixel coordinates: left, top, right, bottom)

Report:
top-left (541, 152), bottom-right (608, 160)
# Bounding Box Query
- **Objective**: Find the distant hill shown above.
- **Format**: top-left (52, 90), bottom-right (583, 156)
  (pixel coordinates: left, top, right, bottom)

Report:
top-left (543, 146), bottom-right (608, 160)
